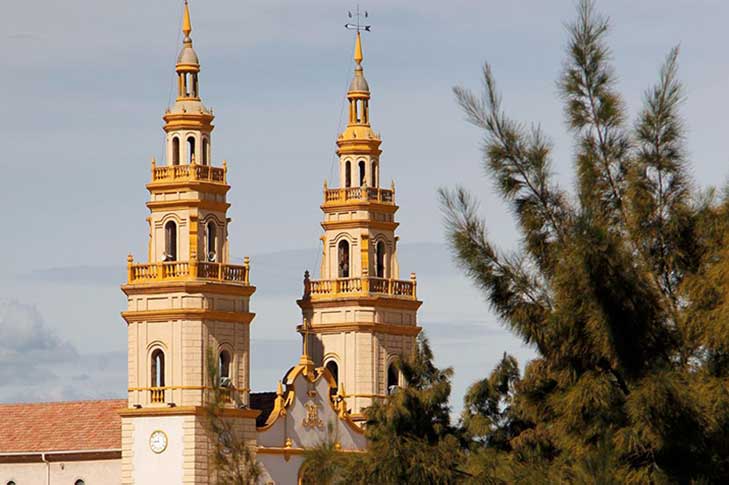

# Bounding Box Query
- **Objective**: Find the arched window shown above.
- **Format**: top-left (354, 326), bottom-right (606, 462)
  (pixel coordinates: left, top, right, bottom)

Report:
top-left (376, 241), bottom-right (386, 278)
top-left (202, 137), bottom-right (209, 165)
top-left (75, 480), bottom-right (86, 485)
top-left (187, 136), bottom-right (196, 164)
top-left (325, 360), bottom-right (339, 396)
top-left (164, 221), bottom-right (177, 261)
top-left (345, 161), bottom-right (352, 188)
top-left (371, 161), bottom-right (377, 188)
top-left (151, 349), bottom-right (165, 388)
top-left (172, 137), bottom-right (180, 166)
top-left (338, 240), bottom-right (350, 278)
top-left (7, 481), bottom-right (17, 485)
top-left (219, 350), bottom-right (231, 381)
top-left (206, 221), bottom-right (217, 262)
top-left (387, 362), bottom-right (399, 395)
top-left (359, 160), bottom-right (366, 187)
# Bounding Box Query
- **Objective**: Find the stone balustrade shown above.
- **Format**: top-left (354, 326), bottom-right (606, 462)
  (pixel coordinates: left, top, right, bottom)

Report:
top-left (306, 275), bottom-right (417, 300)
top-left (151, 162), bottom-right (226, 184)
top-left (127, 259), bottom-right (250, 285)
top-left (323, 186), bottom-right (394, 204)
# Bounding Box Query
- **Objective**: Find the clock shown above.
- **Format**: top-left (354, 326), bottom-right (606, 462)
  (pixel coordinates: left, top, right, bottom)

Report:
top-left (149, 430), bottom-right (168, 454)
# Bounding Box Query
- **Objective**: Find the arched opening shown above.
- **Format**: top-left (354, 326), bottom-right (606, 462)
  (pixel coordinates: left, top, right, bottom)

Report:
top-left (7, 481), bottom-right (17, 485)
top-left (376, 241), bottom-right (386, 278)
top-left (387, 362), bottom-right (399, 395)
top-left (219, 350), bottom-right (231, 383)
top-left (75, 480), bottom-right (86, 485)
top-left (202, 137), bottom-right (209, 165)
top-left (164, 221), bottom-right (177, 261)
top-left (187, 136), bottom-right (196, 164)
top-left (338, 240), bottom-right (350, 278)
top-left (345, 161), bottom-right (352, 188)
top-left (371, 161), bottom-right (377, 188)
top-left (172, 137), bottom-right (180, 165)
top-left (325, 360), bottom-right (339, 397)
top-left (359, 160), bottom-right (366, 186)
top-left (206, 221), bottom-right (217, 262)
top-left (151, 349), bottom-right (165, 388)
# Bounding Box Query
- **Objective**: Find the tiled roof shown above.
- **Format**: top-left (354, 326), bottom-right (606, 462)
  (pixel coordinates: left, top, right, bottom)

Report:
top-left (0, 399), bottom-right (126, 453)
top-left (250, 392), bottom-right (276, 427)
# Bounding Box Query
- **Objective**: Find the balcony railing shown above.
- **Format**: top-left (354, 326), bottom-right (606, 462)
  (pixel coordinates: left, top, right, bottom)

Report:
top-left (127, 257), bottom-right (250, 285)
top-left (323, 186), bottom-right (394, 205)
top-left (151, 161), bottom-right (226, 184)
top-left (150, 387), bottom-right (165, 403)
top-left (305, 275), bottom-right (417, 300)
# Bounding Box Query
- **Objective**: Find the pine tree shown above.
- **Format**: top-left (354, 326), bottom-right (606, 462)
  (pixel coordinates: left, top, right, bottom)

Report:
top-left (338, 335), bottom-right (465, 484)
top-left (442, 1), bottom-right (729, 482)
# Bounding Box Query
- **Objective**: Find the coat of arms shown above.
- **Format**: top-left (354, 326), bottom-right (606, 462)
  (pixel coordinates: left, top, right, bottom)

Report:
top-left (303, 401), bottom-right (324, 429)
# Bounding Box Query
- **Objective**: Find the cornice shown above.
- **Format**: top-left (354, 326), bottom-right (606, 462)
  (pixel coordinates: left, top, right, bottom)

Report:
top-left (298, 295), bottom-right (422, 311)
top-left (119, 405), bottom-right (260, 419)
top-left (321, 220), bottom-right (399, 231)
top-left (297, 321), bottom-right (422, 337)
top-left (121, 309), bottom-right (256, 325)
top-left (122, 281), bottom-right (256, 297)
top-left (146, 199), bottom-right (231, 213)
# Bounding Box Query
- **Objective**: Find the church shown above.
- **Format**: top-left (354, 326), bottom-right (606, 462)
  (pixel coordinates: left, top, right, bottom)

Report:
top-left (0, 2), bottom-right (422, 484)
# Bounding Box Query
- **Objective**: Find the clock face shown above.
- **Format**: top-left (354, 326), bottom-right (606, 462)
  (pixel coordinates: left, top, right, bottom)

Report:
top-left (149, 430), bottom-right (168, 454)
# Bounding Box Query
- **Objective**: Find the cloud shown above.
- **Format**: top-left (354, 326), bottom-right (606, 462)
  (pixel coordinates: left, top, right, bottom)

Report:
top-left (0, 299), bottom-right (125, 402)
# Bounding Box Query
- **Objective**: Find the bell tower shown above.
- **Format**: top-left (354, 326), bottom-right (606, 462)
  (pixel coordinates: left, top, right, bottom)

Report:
top-left (119, 2), bottom-right (258, 483)
top-left (298, 32), bottom-right (422, 420)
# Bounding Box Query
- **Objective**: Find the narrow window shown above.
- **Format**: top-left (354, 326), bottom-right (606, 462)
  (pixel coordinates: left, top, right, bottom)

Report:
top-left (151, 349), bottom-right (165, 388)
top-left (219, 350), bottom-right (231, 381)
top-left (387, 363), bottom-right (399, 395)
top-left (359, 160), bottom-right (366, 186)
top-left (371, 161), bottom-right (377, 188)
top-left (345, 161), bottom-right (351, 188)
top-left (325, 360), bottom-right (339, 396)
top-left (202, 138), bottom-right (209, 165)
top-left (192, 74), bottom-right (198, 97)
top-left (206, 221), bottom-right (217, 262)
top-left (338, 240), bottom-right (350, 278)
top-left (172, 137), bottom-right (180, 165)
top-left (164, 221), bottom-right (177, 261)
top-left (187, 137), bottom-right (196, 164)
top-left (376, 241), bottom-right (385, 278)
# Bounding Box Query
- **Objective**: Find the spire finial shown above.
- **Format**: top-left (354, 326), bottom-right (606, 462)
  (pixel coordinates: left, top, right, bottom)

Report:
top-left (345, 5), bottom-right (371, 67)
top-left (354, 31), bottom-right (363, 65)
top-left (182, 0), bottom-right (192, 39)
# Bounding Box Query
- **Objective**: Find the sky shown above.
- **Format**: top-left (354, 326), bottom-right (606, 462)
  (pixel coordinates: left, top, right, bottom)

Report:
top-left (3, 0), bottom-right (729, 414)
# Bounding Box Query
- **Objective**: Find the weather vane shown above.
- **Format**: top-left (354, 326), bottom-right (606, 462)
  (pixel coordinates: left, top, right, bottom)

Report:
top-left (345, 5), bottom-right (371, 33)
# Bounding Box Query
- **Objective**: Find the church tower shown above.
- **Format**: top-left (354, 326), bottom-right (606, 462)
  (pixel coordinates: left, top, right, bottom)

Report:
top-left (119, 3), bottom-right (258, 483)
top-left (298, 32), bottom-right (422, 420)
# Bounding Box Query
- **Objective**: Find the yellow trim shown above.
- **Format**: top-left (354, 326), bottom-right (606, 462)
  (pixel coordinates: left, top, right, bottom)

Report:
top-left (298, 296), bottom-right (422, 311)
top-left (121, 309), bottom-right (255, 324)
top-left (119, 405), bottom-right (260, 419)
top-left (256, 364), bottom-right (365, 435)
top-left (299, 322), bottom-right (422, 337)
top-left (122, 281), bottom-right (256, 297)
top-left (321, 220), bottom-right (399, 231)
top-left (146, 199), bottom-right (230, 212)
top-left (256, 446), bottom-right (364, 456)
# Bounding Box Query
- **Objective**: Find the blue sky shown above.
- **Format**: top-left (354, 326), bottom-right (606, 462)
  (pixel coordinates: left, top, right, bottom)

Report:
top-left (4, 0), bottom-right (729, 414)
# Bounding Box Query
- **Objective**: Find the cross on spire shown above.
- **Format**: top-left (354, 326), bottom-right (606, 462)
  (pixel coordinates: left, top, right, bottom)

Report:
top-left (345, 5), bottom-right (371, 33)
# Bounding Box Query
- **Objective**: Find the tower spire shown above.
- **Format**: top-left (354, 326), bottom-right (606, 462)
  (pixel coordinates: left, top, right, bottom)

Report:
top-left (182, 0), bottom-right (192, 39)
top-left (354, 31), bottom-right (363, 65)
